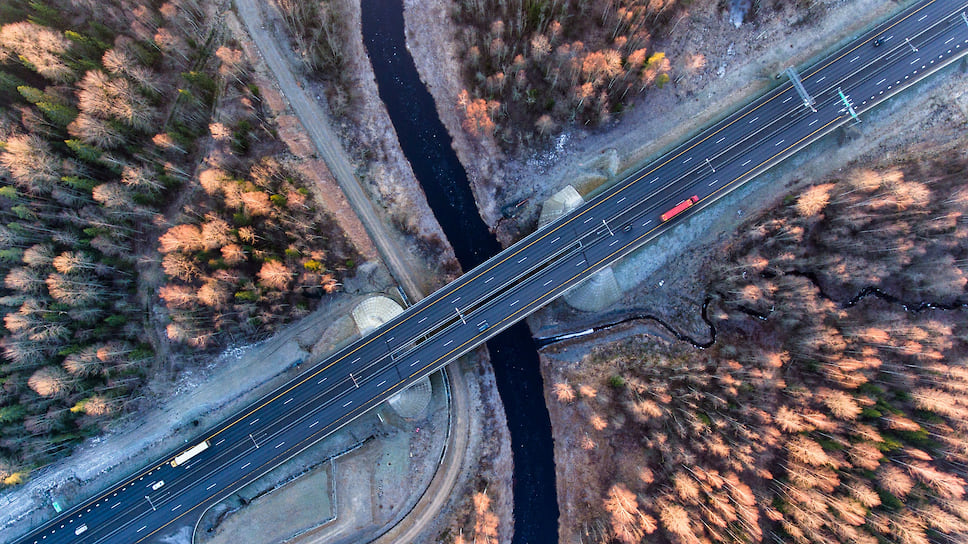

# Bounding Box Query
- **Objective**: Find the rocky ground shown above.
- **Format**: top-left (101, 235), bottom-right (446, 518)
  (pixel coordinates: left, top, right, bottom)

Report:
top-left (0, 0), bottom-right (476, 541)
top-left (403, 0), bottom-right (508, 234)
top-left (219, 0), bottom-right (516, 541)
top-left (405, 0), bottom-right (923, 244)
top-left (540, 126), bottom-right (968, 542)
top-left (198, 369), bottom-right (451, 544)
top-left (250, 0), bottom-right (461, 293)
top-left (528, 52), bottom-right (968, 342)
top-left (375, 352), bottom-right (514, 544)
top-left (401, 0), bottom-right (968, 541)
top-left (333, 0), bottom-right (460, 278)
top-left (533, 45), bottom-right (968, 544)
top-left (0, 288), bottom-right (379, 541)
top-left (7, 0), bottom-right (961, 542)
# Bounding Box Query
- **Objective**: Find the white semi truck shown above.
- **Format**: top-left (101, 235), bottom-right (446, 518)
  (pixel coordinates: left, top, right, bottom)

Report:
top-left (170, 440), bottom-right (211, 467)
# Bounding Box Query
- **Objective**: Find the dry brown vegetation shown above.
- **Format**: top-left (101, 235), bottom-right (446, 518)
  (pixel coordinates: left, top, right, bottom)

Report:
top-left (273, 0), bottom-right (351, 108)
top-left (550, 156), bottom-right (968, 543)
top-left (443, 480), bottom-right (504, 544)
top-left (452, 0), bottom-right (679, 149)
top-left (158, 155), bottom-right (357, 348)
top-left (0, 0), bottom-right (212, 482)
top-left (0, 0), bottom-right (361, 484)
top-left (156, 27), bottom-right (360, 349)
top-left (439, 382), bottom-right (511, 544)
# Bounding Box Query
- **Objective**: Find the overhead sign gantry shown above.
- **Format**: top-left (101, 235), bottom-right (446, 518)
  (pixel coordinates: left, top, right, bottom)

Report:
top-left (784, 67), bottom-right (817, 112)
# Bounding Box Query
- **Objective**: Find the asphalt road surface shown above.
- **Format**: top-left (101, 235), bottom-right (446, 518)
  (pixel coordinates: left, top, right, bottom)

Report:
top-left (10, 1), bottom-right (968, 542)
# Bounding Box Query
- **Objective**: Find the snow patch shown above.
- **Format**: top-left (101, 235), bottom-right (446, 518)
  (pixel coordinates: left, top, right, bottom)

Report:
top-left (729, 0), bottom-right (751, 28)
top-left (0, 342), bottom-right (264, 535)
top-left (525, 132), bottom-right (572, 173)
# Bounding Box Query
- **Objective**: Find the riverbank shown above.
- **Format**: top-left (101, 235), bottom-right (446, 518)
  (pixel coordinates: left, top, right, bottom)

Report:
top-left (403, 0), bottom-right (913, 244)
top-left (223, 0), bottom-right (520, 541)
top-left (234, 0), bottom-right (457, 299)
top-left (367, 0), bottom-right (553, 540)
top-left (533, 52), bottom-right (968, 542)
top-left (400, 0), bottom-right (968, 541)
top-left (206, 0), bottom-right (510, 542)
top-left (540, 135), bottom-right (968, 542)
top-left (0, 0), bottom-right (471, 540)
top-left (402, 0), bottom-right (506, 230)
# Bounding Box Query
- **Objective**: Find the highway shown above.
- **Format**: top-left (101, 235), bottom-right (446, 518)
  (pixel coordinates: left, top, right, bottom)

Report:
top-left (9, 1), bottom-right (968, 542)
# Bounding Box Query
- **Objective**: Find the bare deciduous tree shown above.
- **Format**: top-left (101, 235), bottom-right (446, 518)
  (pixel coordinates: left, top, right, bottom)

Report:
top-left (68, 113), bottom-right (124, 149)
top-left (200, 217), bottom-right (232, 250)
top-left (159, 224), bottom-right (205, 254)
top-left (27, 366), bottom-right (69, 397)
top-left (159, 284), bottom-right (197, 308)
top-left (0, 134), bottom-right (60, 192)
top-left (258, 260), bottom-right (292, 290)
top-left (796, 183), bottom-right (834, 217)
top-left (62, 346), bottom-right (101, 377)
top-left (220, 243), bottom-right (246, 265)
top-left (161, 253), bottom-right (200, 282)
top-left (241, 191), bottom-right (272, 216)
top-left (0, 22), bottom-right (73, 82)
top-left (5, 267), bottom-right (44, 293)
top-left (197, 281), bottom-right (229, 308)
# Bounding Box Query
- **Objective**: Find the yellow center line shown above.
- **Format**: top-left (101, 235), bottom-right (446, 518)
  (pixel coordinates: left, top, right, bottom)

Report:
top-left (208, 0), bottom-right (934, 441)
top-left (804, 0), bottom-right (938, 79)
top-left (142, 112), bottom-right (846, 544)
top-left (203, 45), bottom-right (802, 444)
top-left (408, 116), bottom-right (845, 381)
top-left (395, 0), bottom-right (949, 384)
top-left (204, 0), bottom-right (938, 447)
top-left (136, 377), bottom-right (409, 544)
top-left (120, 0), bottom-right (935, 536)
top-left (49, 0), bottom-right (936, 530)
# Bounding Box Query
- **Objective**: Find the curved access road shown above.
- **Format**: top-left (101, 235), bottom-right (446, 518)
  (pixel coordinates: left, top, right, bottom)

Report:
top-left (10, 1), bottom-right (968, 543)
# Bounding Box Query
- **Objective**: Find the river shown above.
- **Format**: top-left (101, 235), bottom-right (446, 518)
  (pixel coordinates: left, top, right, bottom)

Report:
top-left (360, 0), bottom-right (559, 542)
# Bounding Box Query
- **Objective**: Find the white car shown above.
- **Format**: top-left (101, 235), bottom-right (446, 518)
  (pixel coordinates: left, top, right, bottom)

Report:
top-left (151, 480), bottom-right (165, 491)
top-left (74, 524), bottom-right (88, 535)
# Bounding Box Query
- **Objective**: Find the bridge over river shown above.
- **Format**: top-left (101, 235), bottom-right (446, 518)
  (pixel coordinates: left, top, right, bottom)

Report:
top-left (12, 1), bottom-right (968, 542)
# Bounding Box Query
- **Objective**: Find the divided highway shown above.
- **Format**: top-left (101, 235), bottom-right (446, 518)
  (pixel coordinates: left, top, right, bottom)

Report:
top-left (10, 1), bottom-right (968, 542)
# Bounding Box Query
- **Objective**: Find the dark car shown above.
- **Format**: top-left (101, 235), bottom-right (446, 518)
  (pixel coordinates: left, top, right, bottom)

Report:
top-left (873, 38), bottom-right (883, 47)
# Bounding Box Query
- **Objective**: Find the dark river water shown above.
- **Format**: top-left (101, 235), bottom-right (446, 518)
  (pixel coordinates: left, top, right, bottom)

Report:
top-left (360, 0), bottom-right (559, 541)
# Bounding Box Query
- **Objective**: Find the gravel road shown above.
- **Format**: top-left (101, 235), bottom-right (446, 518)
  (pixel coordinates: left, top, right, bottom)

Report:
top-left (232, 1), bottom-right (477, 542)
top-left (234, 0), bottom-right (425, 302)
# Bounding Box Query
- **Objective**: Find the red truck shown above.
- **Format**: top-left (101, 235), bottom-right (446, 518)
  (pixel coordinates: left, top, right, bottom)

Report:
top-left (661, 196), bottom-right (699, 222)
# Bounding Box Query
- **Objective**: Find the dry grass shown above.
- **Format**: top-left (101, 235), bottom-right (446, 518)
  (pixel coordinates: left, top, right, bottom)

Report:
top-left (545, 155), bottom-right (968, 544)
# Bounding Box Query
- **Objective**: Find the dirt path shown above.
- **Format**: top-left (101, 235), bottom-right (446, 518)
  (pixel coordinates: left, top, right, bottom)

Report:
top-left (233, 0), bottom-right (424, 301)
top-left (232, 2), bottom-right (482, 543)
top-left (371, 364), bottom-right (471, 543)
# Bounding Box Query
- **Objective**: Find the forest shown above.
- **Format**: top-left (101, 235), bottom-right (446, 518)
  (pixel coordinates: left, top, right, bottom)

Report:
top-left (451, 0), bottom-right (679, 149)
top-left (273, 0), bottom-right (353, 116)
top-left (549, 156), bottom-right (968, 543)
top-left (0, 0), bottom-right (357, 485)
